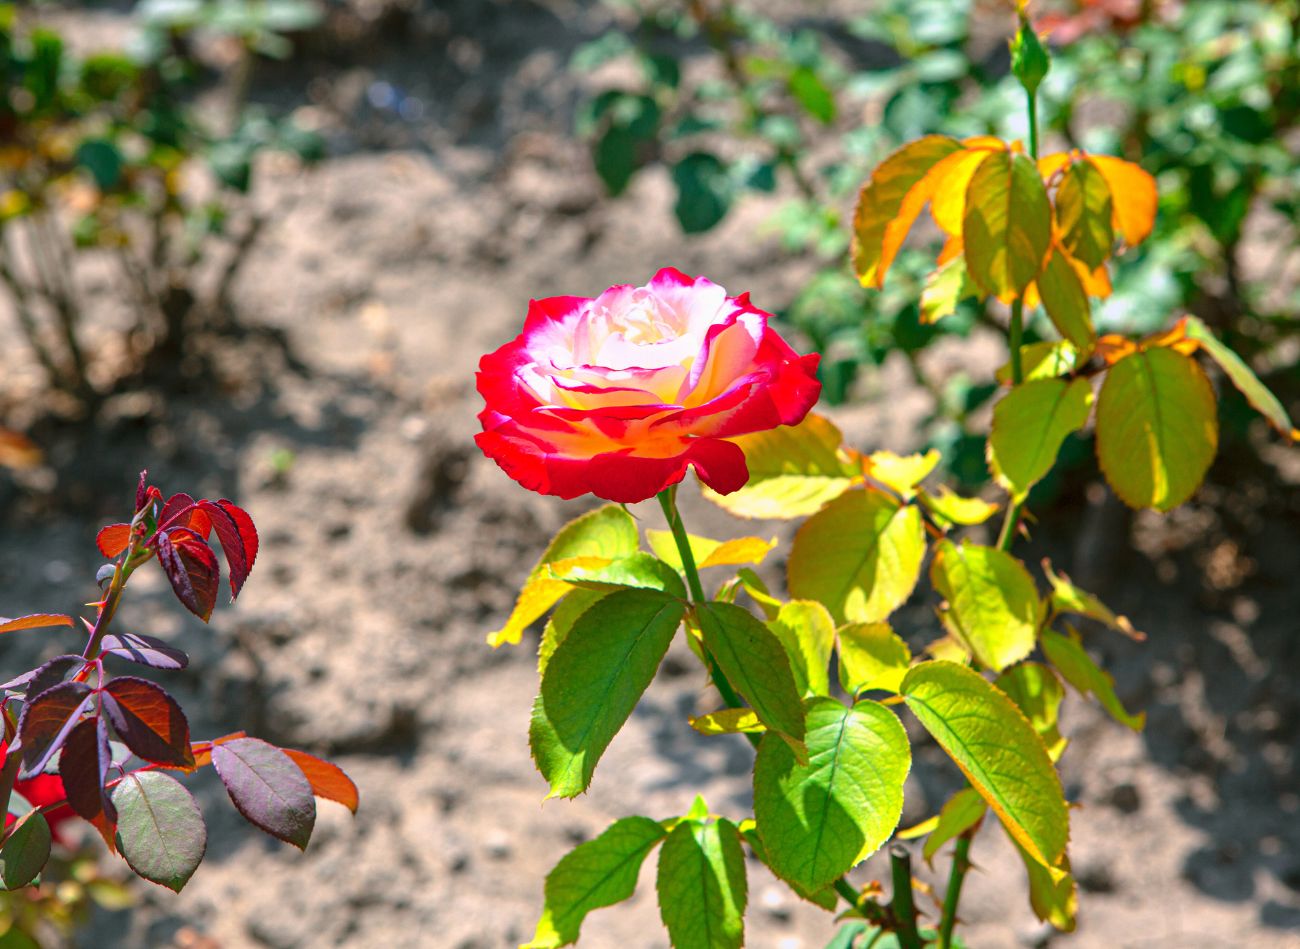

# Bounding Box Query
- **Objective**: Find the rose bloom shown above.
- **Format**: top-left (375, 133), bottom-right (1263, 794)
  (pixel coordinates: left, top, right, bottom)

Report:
top-left (476, 268), bottom-right (821, 503)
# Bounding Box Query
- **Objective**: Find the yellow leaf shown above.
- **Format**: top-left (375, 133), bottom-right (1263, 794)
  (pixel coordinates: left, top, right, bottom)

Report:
top-left (988, 377), bottom-right (1094, 499)
top-left (865, 449), bottom-right (940, 499)
top-left (689, 708), bottom-right (767, 735)
top-left (1180, 315), bottom-right (1297, 440)
top-left (838, 621), bottom-right (912, 694)
top-left (1088, 154), bottom-right (1157, 247)
top-left (929, 145), bottom-right (1001, 236)
top-left (930, 540), bottom-right (1042, 673)
top-left (1096, 347), bottom-right (1218, 511)
top-left (920, 254), bottom-right (977, 325)
top-left (645, 530), bottom-right (777, 571)
top-left (995, 340), bottom-right (1080, 385)
top-left (705, 412), bottom-right (861, 519)
top-left (962, 150), bottom-right (1052, 303)
top-left (852, 136), bottom-right (962, 288)
top-left (1042, 559), bottom-right (1143, 640)
top-left (917, 486), bottom-right (1000, 527)
top-left (1036, 151), bottom-right (1072, 182)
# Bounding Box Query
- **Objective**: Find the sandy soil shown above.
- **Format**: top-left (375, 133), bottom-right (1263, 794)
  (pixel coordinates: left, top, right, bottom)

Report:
top-left (1, 3), bottom-right (1299, 948)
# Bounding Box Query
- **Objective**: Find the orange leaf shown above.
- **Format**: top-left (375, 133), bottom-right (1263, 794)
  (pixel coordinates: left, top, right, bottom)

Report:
top-left (1095, 335), bottom-right (1138, 365)
top-left (937, 234), bottom-right (963, 266)
top-left (283, 749), bottom-right (359, 813)
top-left (853, 136), bottom-right (962, 288)
top-left (96, 524), bottom-right (132, 558)
top-left (1037, 152), bottom-right (1073, 182)
top-left (0, 614), bottom-right (73, 634)
top-left (1088, 154), bottom-right (1157, 247)
top-left (192, 730), bottom-right (248, 768)
top-left (1066, 251), bottom-right (1113, 299)
top-left (930, 147), bottom-right (1000, 236)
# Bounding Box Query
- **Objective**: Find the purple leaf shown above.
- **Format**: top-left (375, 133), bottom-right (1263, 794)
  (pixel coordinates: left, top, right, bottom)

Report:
top-left (18, 681), bottom-right (93, 778)
top-left (61, 715), bottom-right (117, 824)
top-left (101, 677), bottom-right (194, 770)
top-left (156, 532), bottom-right (219, 622)
top-left (22, 655), bottom-right (83, 704)
top-left (101, 633), bottom-right (189, 671)
top-left (211, 738), bottom-right (315, 850)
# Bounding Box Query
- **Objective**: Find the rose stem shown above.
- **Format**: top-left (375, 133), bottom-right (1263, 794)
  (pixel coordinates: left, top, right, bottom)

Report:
top-left (890, 845), bottom-right (924, 949)
top-left (656, 486), bottom-right (757, 747)
top-left (937, 831), bottom-right (974, 948)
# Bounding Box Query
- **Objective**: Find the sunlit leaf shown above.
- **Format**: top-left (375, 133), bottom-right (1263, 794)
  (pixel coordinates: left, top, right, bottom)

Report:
top-left (901, 661), bottom-right (1068, 869)
top-left (917, 486), bottom-right (1000, 527)
top-left (548, 553), bottom-right (685, 599)
top-left (788, 489), bottom-right (925, 625)
top-left (689, 708), bottom-right (766, 736)
top-left (1055, 158), bottom-right (1114, 268)
top-left (282, 749), bottom-right (359, 814)
top-left (852, 136), bottom-right (962, 288)
top-left (1088, 154), bottom-right (1157, 247)
top-left (488, 505), bottom-right (639, 647)
top-left (1096, 347), bottom-right (1217, 511)
top-left (1041, 627), bottom-right (1144, 731)
top-left (695, 603), bottom-right (806, 750)
top-left (101, 632), bottom-right (190, 671)
top-left (930, 541), bottom-right (1041, 673)
top-left (211, 737), bottom-right (316, 850)
top-left (656, 817), bottom-right (747, 949)
top-left (753, 697), bottom-right (909, 892)
top-left (645, 531), bottom-right (776, 571)
top-left (865, 449), bottom-right (940, 499)
top-left (767, 600), bottom-right (835, 697)
top-left (527, 816), bottom-right (667, 948)
top-left (1181, 316), bottom-right (1297, 440)
top-left (113, 771), bottom-right (206, 892)
top-left (962, 149), bottom-right (1052, 303)
top-left (0, 614), bottom-right (73, 635)
top-left (96, 524), bottom-right (132, 558)
top-left (837, 622), bottom-right (911, 694)
top-left (988, 377), bottom-right (1093, 499)
top-left (1012, 835), bottom-right (1077, 932)
top-left (102, 677), bottom-right (195, 770)
top-left (921, 254), bottom-right (978, 324)
top-left (995, 340), bottom-right (1079, 384)
top-left (18, 680), bottom-right (93, 778)
top-left (704, 413), bottom-right (859, 519)
top-left (538, 589), bottom-right (609, 676)
top-left (736, 822), bottom-right (837, 911)
top-left (532, 590), bottom-right (686, 797)
top-left (921, 787), bottom-right (985, 865)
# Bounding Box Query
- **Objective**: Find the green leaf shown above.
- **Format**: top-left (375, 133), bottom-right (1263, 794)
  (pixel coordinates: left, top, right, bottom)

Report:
top-left (754, 698), bottom-right (910, 892)
top-left (531, 589), bottom-right (686, 798)
top-left (1012, 834), bottom-right (1077, 932)
top-left (1182, 315), bottom-right (1297, 440)
top-left (1056, 159), bottom-right (1114, 269)
top-left (995, 662), bottom-right (1067, 760)
top-left (768, 600), bottom-right (836, 697)
top-left (656, 818), bottom-right (747, 949)
top-left (548, 552), bottom-right (686, 599)
top-left (901, 661), bottom-right (1068, 869)
top-left (703, 413), bottom-right (859, 519)
top-left (837, 622), bottom-right (911, 694)
top-left (852, 136), bottom-right (962, 288)
top-left (962, 149), bottom-right (1052, 303)
top-left (1042, 560), bottom-right (1142, 640)
top-left (737, 822), bottom-right (837, 911)
top-left (920, 254), bottom-right (978, 324)
top-left (694, 603), bottom-right (806, 750)
top-left (539, 589), bottom-right (610, 675)
top-left (489, 505), bottom-right (639, 647)
top-left (673, 152), bottom-right (732, 234)
top-left (1041, 627), bottom-right (1145, 731)
top-left (75, 139), bottom-right (125, 190)
top-left (988, 377), bottom-right (1093, 500)
top-left (788, 489), bottom-right (925, 625)
top-left (789, 66), bottom-right (836, 124)
top-left (1036, 248), bottom-right (1096, 357)
top-left (930, 540), bottom-right (1041, 673)
top-left (1096, 347), bottom-right (1218, 511)
top-left (921, 788), bottom-right (986, 864)
top-left (0, 810), bottom-right (50, 890)
top-left (112, 771), bottom-right (207, 893)
top-left (525, 816), bottom-right (667, 948)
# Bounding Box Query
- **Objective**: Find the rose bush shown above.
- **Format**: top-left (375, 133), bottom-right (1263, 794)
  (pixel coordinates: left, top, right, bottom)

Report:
top-left (476, 268), bottom-right (821, 503)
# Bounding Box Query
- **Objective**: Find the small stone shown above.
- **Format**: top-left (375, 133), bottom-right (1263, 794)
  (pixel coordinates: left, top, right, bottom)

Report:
top-left (1105, 782), bottom-right (1141, 814)
top-left (484, 830), bottom-right (512, 860)
top-left (759, 886), bottom-right (791, 922)
top-left (1076, 860), bottom-right (1115, 893)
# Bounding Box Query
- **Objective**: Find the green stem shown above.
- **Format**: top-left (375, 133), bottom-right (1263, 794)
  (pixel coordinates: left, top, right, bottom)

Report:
top-left (889, 846), bottom-right (924, 949)
top-left (833, 878), bottom-right (860, 906)
top-left (1007, 297), bottom-right (1025, 386)
top-left (1026, 86), bottom-right (1039, 161)
top-left (937, 833), bottom-right (973, 948)
top-left (656, 487), bottom-right (756, 747)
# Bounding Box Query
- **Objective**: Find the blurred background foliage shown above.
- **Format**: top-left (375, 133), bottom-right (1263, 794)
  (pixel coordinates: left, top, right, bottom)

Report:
top-left (572, 0), bottom-right (1300, 488)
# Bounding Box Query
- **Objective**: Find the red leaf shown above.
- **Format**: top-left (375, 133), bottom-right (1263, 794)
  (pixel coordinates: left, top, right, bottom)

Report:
top-left (158, 493), bottom-right (197, 529)
top-left (216, 500), bottom-right (258, 577)
top-left (156, 532), bottom-right (219, 622)
top-left (282, 749), bottom-right (359, 814)
top-left (101, 677), bottom-right (195, 770)
top-left (97, 524), bottom-right (132, 558)
top-left (60, 715), bottom-right (117, 824)
top-left (198, 501), bottom-right (250, 598)
top-left (18, 681), bottom-right (93, 778)
top-left (0, 614), bottom-right (73, 635)
top-left (135, 471), bottom-right (149, 513)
